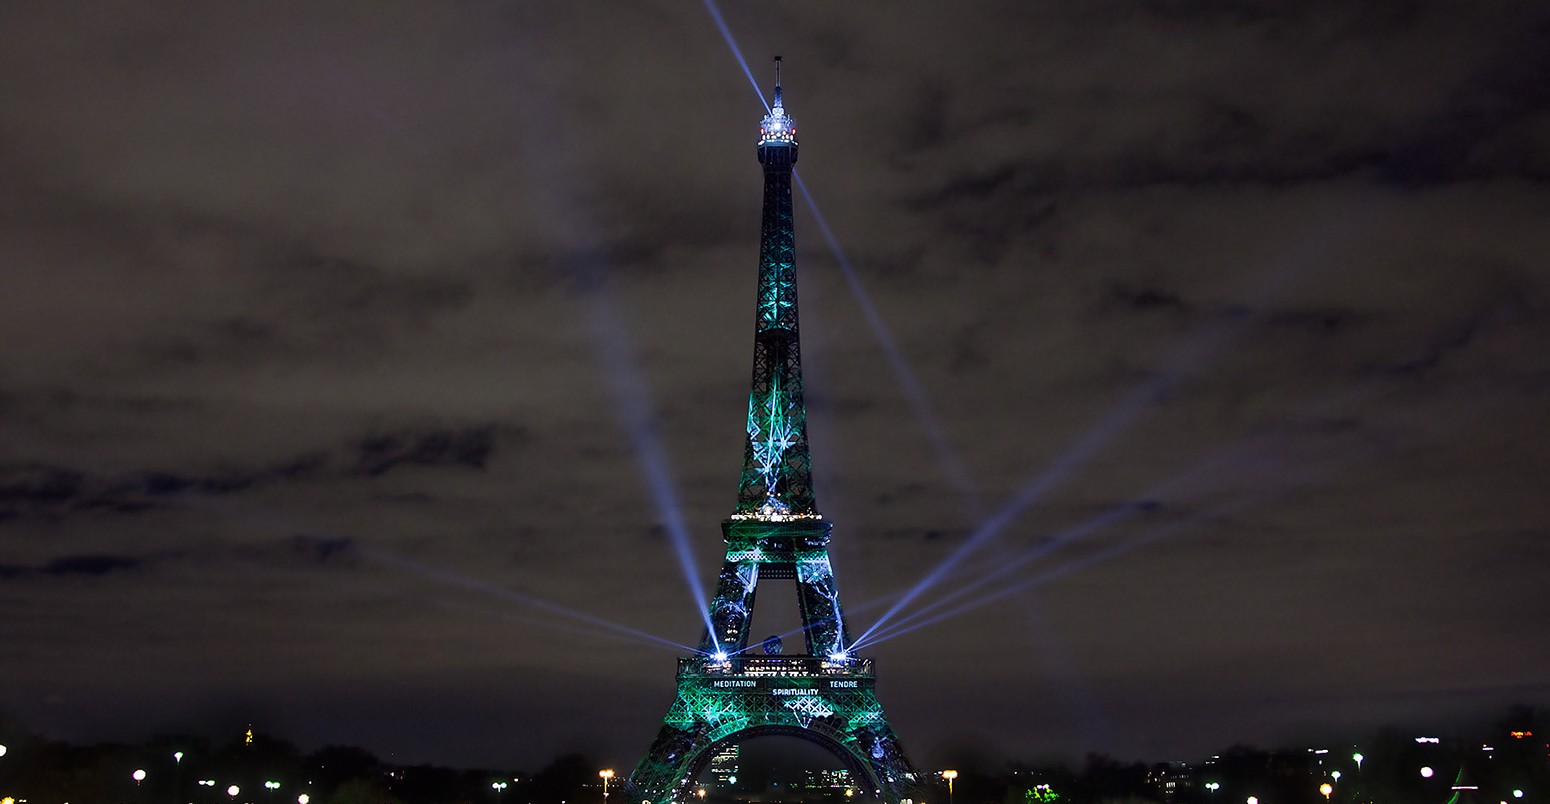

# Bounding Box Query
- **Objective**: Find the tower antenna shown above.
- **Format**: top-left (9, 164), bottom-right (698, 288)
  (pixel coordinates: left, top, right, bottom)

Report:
top-left (773, 55), bottom-right (783, 107)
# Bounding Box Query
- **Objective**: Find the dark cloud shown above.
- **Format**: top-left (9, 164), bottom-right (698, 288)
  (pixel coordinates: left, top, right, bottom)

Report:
top-left (0, 426), bottom-right (498, 524)
top-left (351, 427), bottom-right (496, 477)
top-left (0, 0), bottom-right (1547, 773)
top-left (0, 554), bottom-right (142, 579)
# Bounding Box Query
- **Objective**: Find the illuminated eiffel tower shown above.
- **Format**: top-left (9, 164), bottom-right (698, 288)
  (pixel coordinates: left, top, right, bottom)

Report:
top-left (624, 59), bottom-right (919, 804)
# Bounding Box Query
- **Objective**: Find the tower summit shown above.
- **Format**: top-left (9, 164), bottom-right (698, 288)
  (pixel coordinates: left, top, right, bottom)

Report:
top-left (625, 60), bottom-right (918, 804)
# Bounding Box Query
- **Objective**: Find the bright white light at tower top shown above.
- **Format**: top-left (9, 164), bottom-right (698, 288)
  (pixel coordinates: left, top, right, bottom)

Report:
top-left (759, 95), bottom-right (796, 145)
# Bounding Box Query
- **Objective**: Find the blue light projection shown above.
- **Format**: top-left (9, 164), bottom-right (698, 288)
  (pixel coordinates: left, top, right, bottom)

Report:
top-left (853, 496), bottom-right (1265, 649)
top-left (583, 290), bottom-right (719, 646)
top-left (855, 421), bottom-right (1390, 650)
top-left (699, 0), bottom-right (770, 114)
top-left (794, 173), bottom-right (985, 517)
top-left (363, 548), bottom-right (699, 654)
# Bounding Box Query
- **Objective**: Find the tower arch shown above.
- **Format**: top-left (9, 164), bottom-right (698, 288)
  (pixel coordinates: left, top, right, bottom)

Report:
top-left (678, 725), bottom-right (882, 798)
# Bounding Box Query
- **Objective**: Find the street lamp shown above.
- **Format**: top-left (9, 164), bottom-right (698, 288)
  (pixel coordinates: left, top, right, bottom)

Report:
top-left (1331, 771), bottom-right (1341, 782)
top-left (1421, 767), bottom-right (1434, 779)
top-left (0, 743), bottom-right (8, 758)
top-left (134, 769), bottom-right (148, 785)
top-left (942, 770), bottom-right (957, 804)
top-left (1205, 782), bottom-right (1220, 795)
top-left (299, 796), bottom-right (310, 804)
top-left (1247, 798), bottom-right (1258, 804)
top-left (599, 770), bottom-right (614, 804)
top-left (492, 781), bottom-right (508, 803)
top-left (1352, 753), bottom-right (1363, 770)
top-left (228, 786), bottom-right (241, 799)
top-left (1320, 782), bottom-right (1333, 800)
top-left (696, 790), bottom-right (705, 801)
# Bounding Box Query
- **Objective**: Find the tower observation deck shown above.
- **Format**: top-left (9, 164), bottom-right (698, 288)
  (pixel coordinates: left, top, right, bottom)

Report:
top-left (624, 59), bottom-right (918, 804)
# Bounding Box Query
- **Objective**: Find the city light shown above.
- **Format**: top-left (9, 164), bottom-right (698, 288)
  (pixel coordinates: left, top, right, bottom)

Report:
top-left (1421, 767), bottom-right (1434, 778)
top-left (299, 796), bottom-right (310, 804)
top-left (228, 786), bottom-right (241, 798)
top-left (599, 769), bottom-right (614, 804)
top-left (133, 769), bottom-right (147, 784)
top-left (1353, 752), bottom-right (1363, 769)
top-left (1320, 782), bottom-right (1333, 800)
top-left (942, 769), bottom-right (957, 804)
top-left (0, 744), bottom-right (6, 757)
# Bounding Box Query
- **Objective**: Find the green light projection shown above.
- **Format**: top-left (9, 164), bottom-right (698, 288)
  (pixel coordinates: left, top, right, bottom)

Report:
top-left (626, 72), bottom-right (918, 804)
top-left (746, 370), bottom-right (799, 510)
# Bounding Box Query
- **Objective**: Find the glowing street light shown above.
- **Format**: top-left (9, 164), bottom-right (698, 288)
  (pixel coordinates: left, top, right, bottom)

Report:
top-left (1331, 771), bottom-right (1341, 782)
top-left (228, 786), bottom-right (241, 798)
top-left (1247, 798), bottom-right (1259, 804)
top-left (1205, 782), bottom-right (1220, 794)
top-left (600, 770), bottom-right (614, 804)
top-left (696, 790), bottom-right (706, 801)
top-left (299, 796), bottom-right (311, 804)
top-left (265, 782), bottom-right (281, 791)
top-left (942, 770), bottom-right (957, 804)
top-left (492, 781), bottom-right (508, 803)
top-left (133, 769), bottom-right (148, 785)
top-left (1421, 767), bottom-right (1434, 779)
top-left (1320, 782), bottom-right (1333, 800)
top-left (0, 744), bottom-right (8, 758)
top-left (1352, 752), bottom-right (1363, 770)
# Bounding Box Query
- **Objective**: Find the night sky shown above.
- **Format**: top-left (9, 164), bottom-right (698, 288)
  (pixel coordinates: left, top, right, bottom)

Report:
top-left (3, 1), bottom-right (1549, 772)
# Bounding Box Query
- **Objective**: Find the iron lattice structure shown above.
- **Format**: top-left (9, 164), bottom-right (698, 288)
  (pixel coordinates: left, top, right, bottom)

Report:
top-left (625, 63), bottom-right (919, 804)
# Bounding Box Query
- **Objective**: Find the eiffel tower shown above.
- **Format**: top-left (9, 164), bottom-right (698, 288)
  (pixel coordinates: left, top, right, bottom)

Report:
top-left (624, 59), bottom-right (919, 804)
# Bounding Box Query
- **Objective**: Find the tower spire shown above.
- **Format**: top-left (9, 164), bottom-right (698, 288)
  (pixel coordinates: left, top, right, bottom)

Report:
top-left (739, 55), bottom-right (807, 518)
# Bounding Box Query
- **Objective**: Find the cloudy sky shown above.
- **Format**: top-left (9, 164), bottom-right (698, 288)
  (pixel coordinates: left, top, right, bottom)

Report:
top-left (2, 0), bottom-right (1548, 771)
